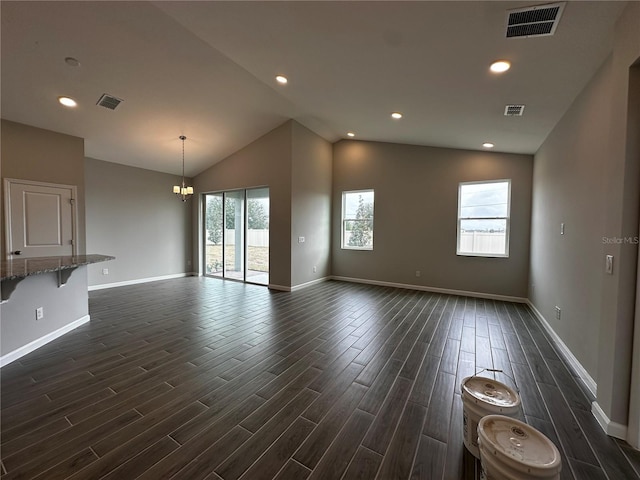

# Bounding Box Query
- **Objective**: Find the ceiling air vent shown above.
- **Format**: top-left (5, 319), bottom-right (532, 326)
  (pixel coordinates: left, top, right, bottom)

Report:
top-left (506, 3), bottom-right (565, 38)
top-left (96, 93), bottom-right (123, 110)
top-left (504, 104), bottom-right (525, 116)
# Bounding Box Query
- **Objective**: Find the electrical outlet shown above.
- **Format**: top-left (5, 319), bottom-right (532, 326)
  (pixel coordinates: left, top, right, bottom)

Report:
top-left (313, 266), bottom-right (317, 273)
top-left (102, 268), bottom-right (109, 275)
top-left (187, 260), bottom-right (192, 267)
top-left (298, 236), bottom-right (305, 243)
top-left (415, 270), bottom-right (421, 277)
top-left (36, 307), bottom-right (44, 320)
top-left (555, 306), bottom-right (561, 320)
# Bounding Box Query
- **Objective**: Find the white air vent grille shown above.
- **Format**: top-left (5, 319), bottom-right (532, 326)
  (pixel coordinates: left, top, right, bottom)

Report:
top-left (506, 3), bottom-right (565, 38)
top-left (96, 93), bottom-right (123, 110)
top-left (504, 105), bottom-right (526, 116)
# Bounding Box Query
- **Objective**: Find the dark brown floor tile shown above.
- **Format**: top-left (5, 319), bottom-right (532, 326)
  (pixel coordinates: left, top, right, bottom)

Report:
top-left (411, 434), bottom-right (446, 480)
top-left (273, 460), bottom-right (312, 480)
top-left (362, 376), bottom-right (413, 455)
top-left (31, 448), bottom-right (99, 480)
top-left (238, 417), bottom-right (315, 480)
top-left (572, 407), bottom-right (640, 479)
top-left (294, 382), bottom-right (368, 469)
top-left (216, 388), bottom-right (318, 480)
top-left (422, 372), bottom-right (456, 442)
top-left (306, 408), bottom-right (374, 480)
top-left (376, 401), bottom-right (427, 479)
top-left (99, 435), bottom-right (179, 480)
top-left (568, 459), bottom-right (608, 479)
top-left (342, 446), bottom-right (382, 480)
top-left (1, 279), bottom-right (636, 480)
top-left (161, 425), bottom-right (252, 480)
top-left (538, 383), bottom-right (598, 466)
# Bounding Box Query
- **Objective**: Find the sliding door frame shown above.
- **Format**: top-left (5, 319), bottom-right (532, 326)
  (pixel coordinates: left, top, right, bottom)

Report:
top-left (202, 187), bottom-right (269, 286)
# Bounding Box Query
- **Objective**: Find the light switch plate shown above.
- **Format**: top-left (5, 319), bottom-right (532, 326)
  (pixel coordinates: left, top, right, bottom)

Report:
top-left (605, 255), bottom-right (613, 274)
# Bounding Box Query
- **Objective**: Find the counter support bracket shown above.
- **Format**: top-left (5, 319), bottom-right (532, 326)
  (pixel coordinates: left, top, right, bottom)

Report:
top-left (1, 278), bottom-right (23, 303)
top-left (58, 267), bottom-right (77, 288)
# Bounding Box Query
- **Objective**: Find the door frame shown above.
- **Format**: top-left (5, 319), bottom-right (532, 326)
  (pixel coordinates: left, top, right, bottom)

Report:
top-left (201, 187), bottom-right (269, 286)
top-left (3, 178), bottom-right (78, 259)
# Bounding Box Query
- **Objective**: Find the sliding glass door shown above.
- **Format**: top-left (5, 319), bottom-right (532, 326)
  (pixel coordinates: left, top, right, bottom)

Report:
top-left (204, 188), bottom-right (269, 285)
top-left (224, 191), bottom-right (245, 281)
top-left (246, 188), bottom-right (269, 285)
top-left (204, 193), bottom-right (223, 277)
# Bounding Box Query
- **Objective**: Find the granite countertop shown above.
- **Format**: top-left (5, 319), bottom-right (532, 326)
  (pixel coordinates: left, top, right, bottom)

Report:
top-left (1, 254), bottom-right (115, 281)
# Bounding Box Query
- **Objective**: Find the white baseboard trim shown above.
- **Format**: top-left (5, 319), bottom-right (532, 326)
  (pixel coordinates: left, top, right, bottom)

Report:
top-left (0, 315), bottom-right (91, 368)
top-left (330, 276), bottom-right (528, 303)
top-left (290, 277), bottom-right (331, 292)
top-left (527, 301), bottom-right (598, 397)
top-left (89, 273), bottom-right (193, 291)
top-left (592, 401), bottom-right (628, 440)
top-left (268, 283), bottom-right (291, 292)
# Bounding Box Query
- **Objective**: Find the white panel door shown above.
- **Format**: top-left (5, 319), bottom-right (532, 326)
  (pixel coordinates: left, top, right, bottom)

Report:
top-left (4, 179), bottom-right (76, 259)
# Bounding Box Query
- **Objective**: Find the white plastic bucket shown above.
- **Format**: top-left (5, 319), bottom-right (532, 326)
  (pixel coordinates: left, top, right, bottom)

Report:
top-left (461, 376), bottom-right (521, 458)
top-left (478, 415), bottom-right (562, 480)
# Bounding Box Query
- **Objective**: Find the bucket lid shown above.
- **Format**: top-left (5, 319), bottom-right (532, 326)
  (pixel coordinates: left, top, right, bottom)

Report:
top-left (462, 376), bottom-right (520, 408)
top-left (478, 415), bottom-right (561, 471)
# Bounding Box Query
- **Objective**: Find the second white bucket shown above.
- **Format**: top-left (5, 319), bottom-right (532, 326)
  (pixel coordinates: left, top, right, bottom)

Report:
top-left (461, 376), bottom-right (521, 458)
top-left (478, 415), bottom-right (562, 479)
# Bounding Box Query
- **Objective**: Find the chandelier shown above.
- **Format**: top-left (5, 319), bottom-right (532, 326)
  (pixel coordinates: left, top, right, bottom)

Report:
top-left (173, 135), bottom-right (194, 201)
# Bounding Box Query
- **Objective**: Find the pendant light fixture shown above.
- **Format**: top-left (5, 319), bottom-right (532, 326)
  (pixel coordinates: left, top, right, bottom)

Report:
top-left (173, 135), bottom-right (194, 201)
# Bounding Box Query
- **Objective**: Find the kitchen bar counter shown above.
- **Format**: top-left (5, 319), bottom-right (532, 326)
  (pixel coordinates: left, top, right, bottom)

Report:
top-left (1, 254), bottom-right (114, 302)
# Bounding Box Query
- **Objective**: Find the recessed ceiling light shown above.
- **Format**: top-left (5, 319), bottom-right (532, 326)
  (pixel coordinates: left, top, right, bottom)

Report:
top-left (58, 96), bottom-right (77, 108)
top-left (391, 112), bottom-right (403, 119)
top-left (275, 75), bottom-right (288, 84)
top-left (490, 61), bottom-right (511, 73)
top-left (347, 132), bottom-right (355, 137)
top-left (483, 142), bottom-right (495, 148)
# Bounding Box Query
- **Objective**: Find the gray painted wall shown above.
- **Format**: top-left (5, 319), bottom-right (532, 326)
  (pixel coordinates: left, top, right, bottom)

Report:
top-left (530, 56), bottom-right (611, 381)
top-left (627, 63), bottom-right (640, 448)
top-left (1, 120), bottom-right (89, 357)
top-left (332, 140), bottom-right (533, 298)
top-left (530, 2), bottom-right (640, 425)
top-left (291, 122), bottom-right (333, 287)
top-left (1, 119), bottom-right (86, 256)
top-left (85, 157), bottom-right (192, 286)
top-left (193, 121), bottom-right (293, 288)
top-left (1, 269), bottom-right (89, 355)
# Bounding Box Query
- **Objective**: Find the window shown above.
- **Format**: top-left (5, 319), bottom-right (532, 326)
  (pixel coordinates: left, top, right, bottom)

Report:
top-left (342, 190), bottom-right (374, 250)
top-left (457, 180), bottom-right (510, 257)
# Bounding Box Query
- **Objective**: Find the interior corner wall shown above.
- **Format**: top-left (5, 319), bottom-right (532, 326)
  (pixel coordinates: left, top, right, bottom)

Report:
top-left (1, 119), bottom-right (86, 256)
top-left (626, 62), bottom-right (640, 449)
top-left (597, 1), bottom-right (640, 427)
top-left (530, 1), bottom-right (640, 427)
top-left (529, 56), bottom-right (611, 384)
top-left (291, 122), bottom-right (332, 288)
top-left (193, 121), bottom-right (293, 289)
top-left (84, 157), bottom-right (192, 287)
top-left (332, 140), bottom-right (533, 298)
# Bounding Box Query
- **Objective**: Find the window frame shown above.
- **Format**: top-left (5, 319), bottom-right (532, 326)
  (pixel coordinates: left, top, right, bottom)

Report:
top-left (457, 179), bottom-right (511, 258)
top-left (341, 189), bottom-right (374, 251)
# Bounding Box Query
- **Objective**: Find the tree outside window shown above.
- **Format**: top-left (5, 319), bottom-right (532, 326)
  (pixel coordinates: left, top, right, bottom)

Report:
top-left (342, 190), bottom-right (374, 250)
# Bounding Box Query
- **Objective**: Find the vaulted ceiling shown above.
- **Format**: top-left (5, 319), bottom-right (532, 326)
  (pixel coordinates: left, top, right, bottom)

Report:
top-left (1, 1), bottom-right (627, 176)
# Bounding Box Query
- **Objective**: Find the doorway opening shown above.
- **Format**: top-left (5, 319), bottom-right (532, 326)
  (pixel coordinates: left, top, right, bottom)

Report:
top-left (203, 187), bottom-right (269, 286)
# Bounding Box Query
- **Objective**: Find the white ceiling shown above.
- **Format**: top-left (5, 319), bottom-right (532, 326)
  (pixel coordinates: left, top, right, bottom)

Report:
top-left (1, 1), bottom-right (627, 177)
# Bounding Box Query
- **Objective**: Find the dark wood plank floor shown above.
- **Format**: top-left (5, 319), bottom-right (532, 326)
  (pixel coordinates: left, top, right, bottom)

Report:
top-left (2, 277), bottom-right (639, 479)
